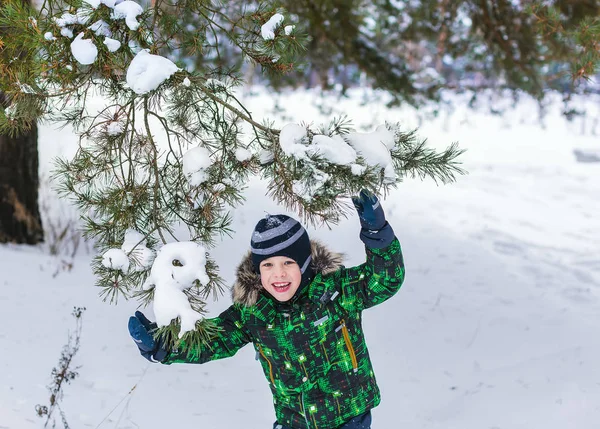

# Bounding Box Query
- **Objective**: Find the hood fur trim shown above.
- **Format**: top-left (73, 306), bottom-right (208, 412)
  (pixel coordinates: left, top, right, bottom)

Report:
top-left (232, 240), bottom-right (343, 307)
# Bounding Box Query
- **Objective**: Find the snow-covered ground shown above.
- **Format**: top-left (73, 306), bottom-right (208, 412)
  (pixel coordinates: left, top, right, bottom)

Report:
top-left (1, 88), bottom-right (599, 429)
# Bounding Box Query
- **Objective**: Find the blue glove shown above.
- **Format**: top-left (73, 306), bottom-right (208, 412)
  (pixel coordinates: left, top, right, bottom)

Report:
top-left (352, 189), bottom-right (395, 248)
top-left (128, 311), bottom-right (168, 363)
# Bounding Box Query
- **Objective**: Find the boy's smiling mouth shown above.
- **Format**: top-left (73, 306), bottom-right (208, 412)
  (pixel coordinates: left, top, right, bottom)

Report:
top-left (272, 282), bottom-right (291, 293)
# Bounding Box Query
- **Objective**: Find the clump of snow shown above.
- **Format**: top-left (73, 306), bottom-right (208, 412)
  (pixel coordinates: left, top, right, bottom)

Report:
top-left (106, 121), bottom-right (124, 135)
top-left (60, 27), bottom-right (74, 38)
top-left (88, 20), bottom-right (112, 37)
top-left (4, 104), bottom-right (17, 119)
top-left (221, 177), bottom-right (235, 187)
top-left (18, 82), bottom-right (35, 94)
top-left (261, 13), bottom-right (284, 40)
top-left (102, 248), bottom-right (129, 271)
top-left (235, 148), bottom-right (252, 162)
top-left (44, 32), bottom-right (56, 41)
top-left (112, 0), bottom-right (143, 31)
top-left (103, 37), bottom-right (121, 52)
top-left (284, 25), bottom-right (295, 35)
top-left (345, 125), bottom-right (397, 182)
top-left (350, 163), bottom-right (366, 176)
top-left (308, 134), bottom-right (357, 165)
top-left (122, 229), bottom-right (154, 271)
top-left (182, 77), bottom-right (191, 87)
top-left (259, 149), bottom-right (274, 164)
top-left (143, 241), bottom-right (209, 337)
top-left (278, 122), bottom-right (399, 180)
top-left (54, 13), bottom-right (78, 27)
top-left (70, 33), bottom-right (98, 65)
top-left (279, 123), bottom-right (308, 158)
top-left (126, 50), bottom-right (180, 94)
top-left (183, 146), bottom-right (213, 186)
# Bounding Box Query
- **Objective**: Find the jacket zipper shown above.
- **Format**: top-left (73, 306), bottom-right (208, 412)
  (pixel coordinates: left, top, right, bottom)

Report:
top-left (301, 391), bottom-right (311, 428)
top-left (258, 344), bottom-right (275, 385)
top-left (340, 319), bottom-right (358, 373)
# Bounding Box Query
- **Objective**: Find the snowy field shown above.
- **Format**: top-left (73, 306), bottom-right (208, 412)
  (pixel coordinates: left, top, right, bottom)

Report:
top-left (1, 88), bottom-right (599, 429)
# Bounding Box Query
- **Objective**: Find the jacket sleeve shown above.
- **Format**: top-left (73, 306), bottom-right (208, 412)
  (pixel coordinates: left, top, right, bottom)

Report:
top-left (339, 237), bottom-right (405, 311)
top-left (162, 304), bottom-right (252, 364)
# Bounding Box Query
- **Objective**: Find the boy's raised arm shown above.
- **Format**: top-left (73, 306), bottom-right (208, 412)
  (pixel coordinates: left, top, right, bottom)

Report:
top-left (339, 190), bottom-right (406, 311)
top-left (128, 305), bottom-right (252, 364)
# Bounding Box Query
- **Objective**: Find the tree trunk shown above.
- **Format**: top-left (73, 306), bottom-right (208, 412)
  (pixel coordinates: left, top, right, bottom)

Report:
top-left (0, 125), bottom-right (44, 244)
top-left (0, 0), bottom-right (43, 245)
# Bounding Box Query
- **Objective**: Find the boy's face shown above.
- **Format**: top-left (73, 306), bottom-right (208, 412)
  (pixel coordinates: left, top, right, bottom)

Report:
top-left (259, 256), bottom-right (302, 302)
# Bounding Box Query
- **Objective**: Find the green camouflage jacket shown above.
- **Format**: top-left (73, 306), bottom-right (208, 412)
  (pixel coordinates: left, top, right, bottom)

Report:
top-left (164, 238), bottom-right (405, 429)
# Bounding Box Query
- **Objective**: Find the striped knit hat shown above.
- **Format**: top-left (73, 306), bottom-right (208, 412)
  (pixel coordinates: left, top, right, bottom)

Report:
top-left (251, 214), bottom-right (313, 288)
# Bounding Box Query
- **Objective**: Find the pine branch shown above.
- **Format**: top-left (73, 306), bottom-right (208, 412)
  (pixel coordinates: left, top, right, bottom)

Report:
top-left (2, 0), bottom-right (466, 357)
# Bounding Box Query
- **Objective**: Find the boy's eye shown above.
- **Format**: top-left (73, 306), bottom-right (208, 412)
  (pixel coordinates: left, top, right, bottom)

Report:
top-left (284, 260), bottom-right (296, 265)
top-left (261, 262), bottom-right (272, 268)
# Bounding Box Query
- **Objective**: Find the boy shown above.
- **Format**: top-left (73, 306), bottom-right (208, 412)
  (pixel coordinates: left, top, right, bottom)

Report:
top-left (129, 189), bottom-right (405, 429)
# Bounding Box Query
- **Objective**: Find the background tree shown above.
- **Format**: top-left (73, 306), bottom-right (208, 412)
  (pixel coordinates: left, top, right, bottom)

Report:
top-left (0, 0), bottom-right (43, 244)
top-left (185, 0), bottom-right (600, 107)
top-left (1, 0), bottom-right (598, 245)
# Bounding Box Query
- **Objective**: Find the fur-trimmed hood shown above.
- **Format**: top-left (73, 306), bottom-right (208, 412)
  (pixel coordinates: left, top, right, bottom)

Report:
top-left (232, 240), bottom-right (344, 307)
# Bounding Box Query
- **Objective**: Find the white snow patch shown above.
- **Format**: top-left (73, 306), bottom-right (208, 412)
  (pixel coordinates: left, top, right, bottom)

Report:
top-left (88, 20), bottom-right (112, 37)
top-left (106, 121), bottom-right (124, 135)
top-left (44, 31), bottom-right (56, 41)
top-left (345, 126), bottom-right (396, 182)
top-left (18, 82), bottom-right (35, 94)
top-left (70, 33), bottom-right (98, 65)
top-left (308, 134), bottom-right (357, 165)
top-left (143, 241), bottom-right (209, 337)
top-left (125, 50), bottom-right (179, 94)
top-left (54, 13), bottom-right (78, 27)
top-left (235, 148), bottom-right (252, 162)
top-left (101, 248), bottom-right (129, 271)
top-left (350, 163), bottom-right (366, 175)
top-left (112, 0), bottom-right (143, 31)
top-left (60, 27), bottom-right (74, 38)
top-left (103, 37), bottom-right (121, 52)
top-left (259, 149), bottom-right (274, 164)
top-left (284, 25), bottom-right (295, 35)
top-left (183, 146), bottom-right (213, 186)
top-left (261, 13), bottom-right (284, 40)
top-left (182, 77), bottom-right (191, 87)
top-left (4, 104), bottom-right (17, 119)
top-left (279, 123), bottom-right (308, 158)
top-left (121, 229), bottom-right (154, 271)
